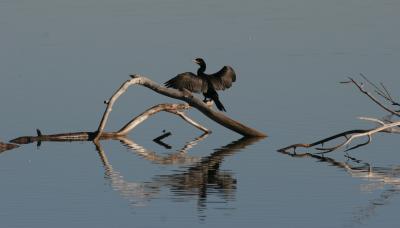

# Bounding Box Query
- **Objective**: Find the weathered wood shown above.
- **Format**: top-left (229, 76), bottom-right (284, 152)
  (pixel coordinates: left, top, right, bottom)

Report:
top-left (345, 77), bottom-right (400, 117)
top-left (0, 141), bottom-right (19, 153)
top-left (9, 101), bottom-right (212, 145)
top-left (116, 103), bottom-right (210, 135)
top-left (278, 120), bottom-right (400, 154)
top-left (94, 75), bottom-right (266, 141)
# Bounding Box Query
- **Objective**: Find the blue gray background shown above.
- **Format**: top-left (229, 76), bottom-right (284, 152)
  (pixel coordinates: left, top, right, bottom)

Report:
top-left (1, 1), bottom-right (400, 227)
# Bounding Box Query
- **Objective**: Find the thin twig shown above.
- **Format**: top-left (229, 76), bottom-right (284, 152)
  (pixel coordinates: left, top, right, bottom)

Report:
top-left (358, 116), bottom-right (386, 126)
top-left (347, 77), bottom-right (400, 117)
top-left (153, 131), bottom-right (172, 149)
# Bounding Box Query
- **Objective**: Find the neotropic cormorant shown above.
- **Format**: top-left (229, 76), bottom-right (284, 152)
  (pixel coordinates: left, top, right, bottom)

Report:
top-left (165, 58), bottom-right (236, 112)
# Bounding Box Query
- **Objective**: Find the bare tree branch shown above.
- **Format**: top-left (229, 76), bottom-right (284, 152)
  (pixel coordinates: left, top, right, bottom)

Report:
top-left (9, 102), bottom-right (210, 145)
top-left (94, 75), bottom-right (267, 141)
top-left (347, 77), bottom-right (400, 117)
top-left (277, 129), bottom-right (368, 153)
top-left (278, 120), bottom-right (400, 154)
top-left (360, 73), bottom-right (400, 107)
top-left (0, 141), bottom-right (19, 153)
top-left (116, 103), bottom-right (210, 135)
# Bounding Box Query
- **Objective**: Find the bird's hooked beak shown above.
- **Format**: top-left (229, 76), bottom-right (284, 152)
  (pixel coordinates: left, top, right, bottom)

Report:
top-left (192, 59), bottom-right (199, 64)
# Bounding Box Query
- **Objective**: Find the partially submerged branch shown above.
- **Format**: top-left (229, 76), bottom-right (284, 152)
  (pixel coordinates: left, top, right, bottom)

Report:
top-left (279, 76), bottom-right (400, 154)
top-left (5, 74), bottom-right (265, 151)
top-left (153, 131), bottom-right (172, 149)
top-left (94, 75), bottom-right (266, 141)
top-left (278, 119), bottom-right (400, 154)
top-left (0, 141), bottom-right (19, 153)
top-left (10, 103), bottom-right (210, 145)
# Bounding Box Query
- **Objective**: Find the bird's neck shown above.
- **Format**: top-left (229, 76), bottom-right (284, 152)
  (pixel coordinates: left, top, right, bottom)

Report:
top-left (197, 65), bottom-right (206, 75)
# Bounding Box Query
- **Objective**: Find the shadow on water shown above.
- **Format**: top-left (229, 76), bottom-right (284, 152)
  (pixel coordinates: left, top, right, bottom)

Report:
top-left (94, 136), bottom-right (262, 215)
top-left (278, 149), bottom-right (400, 226)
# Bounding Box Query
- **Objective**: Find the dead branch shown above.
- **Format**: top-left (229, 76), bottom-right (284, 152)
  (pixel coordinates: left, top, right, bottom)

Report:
top-left (277, 129), bottom-right (369, 154)
top-left (94, 75), bottom-right (266, 141)
top-left (116, 103), bottom-right (210, 135)
top-left (345, 77), bottom-right (400, 117)
top-left (0, 141), bottom-right (19, 153)
top-left (9, 103), bottom-right (209, 145)
top-left (359, 73), bottom-right (400, 107)
top-left (279, 76), bottom-right (400, 154)
top-left (153, 131), bottom-right (172, 149)
top-left (278, 120), bottom-right (400, 154)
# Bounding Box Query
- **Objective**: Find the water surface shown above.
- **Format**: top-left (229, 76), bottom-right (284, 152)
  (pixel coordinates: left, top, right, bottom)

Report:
top-left (1, 0), bottom-right (400, 227)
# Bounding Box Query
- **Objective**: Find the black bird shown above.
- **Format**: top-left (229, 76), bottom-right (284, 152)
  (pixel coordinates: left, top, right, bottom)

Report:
top-left (164, 58), bottom-right (236, 112)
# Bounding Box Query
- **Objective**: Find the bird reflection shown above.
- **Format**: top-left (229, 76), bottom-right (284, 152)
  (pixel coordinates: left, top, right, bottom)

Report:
top-left (94, 136), bottom-right (261, 213)
top-left (278, 150), bottom-right (400, 226)
top-left (152, 137), bottom-right (261, 212)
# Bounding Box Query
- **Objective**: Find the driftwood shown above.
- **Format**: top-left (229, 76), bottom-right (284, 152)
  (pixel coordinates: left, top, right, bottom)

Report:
top-left (0, 141), bottom-right (19, 153)
top-left (9, 103), bottom-right (209, 145)
top-left (94, 74), bottom-right (266, 141)
top-left (4, 75), bottom-right (265, 153)
top-left (278, 120), bottom-right (400, 154)
top-left (279, 76), bottom-right (400, 154)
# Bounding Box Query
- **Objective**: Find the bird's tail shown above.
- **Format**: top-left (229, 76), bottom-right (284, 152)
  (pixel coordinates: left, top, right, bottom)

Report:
top-left (213, 97), bottom-right (226, 112)
top-left (164, 78), bottom-right (175, 88)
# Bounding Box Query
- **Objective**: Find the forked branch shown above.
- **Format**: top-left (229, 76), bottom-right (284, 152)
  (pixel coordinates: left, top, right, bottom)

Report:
top-left (10, 103), bottom-right (209, 145)
top-left (94, 74), bottom-right (266, 141)
top-left (279, 76), bottom-right (400, 154)
top-left (278, 119), bottom-right (400, 154)
top-left (343, 76), bottom-right (400, 117)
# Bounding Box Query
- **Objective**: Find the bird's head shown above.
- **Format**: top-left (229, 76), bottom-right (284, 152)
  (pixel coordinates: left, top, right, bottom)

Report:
top-left (193, 58), bottom-right (206, 67)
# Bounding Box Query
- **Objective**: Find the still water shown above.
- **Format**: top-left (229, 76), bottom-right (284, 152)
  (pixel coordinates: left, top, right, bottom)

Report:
top-left (1, 0), bottom-right (400, 227)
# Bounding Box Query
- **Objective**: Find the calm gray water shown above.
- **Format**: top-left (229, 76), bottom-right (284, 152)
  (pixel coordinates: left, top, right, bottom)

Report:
top-left (1, 0), bottom-right (400, 227)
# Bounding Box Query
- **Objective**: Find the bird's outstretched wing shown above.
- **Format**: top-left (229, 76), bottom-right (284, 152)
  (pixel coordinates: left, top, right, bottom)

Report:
top-left (209, 66), bottom-right (236, 91)
top-left (164, 72), bottom-right (206, 93)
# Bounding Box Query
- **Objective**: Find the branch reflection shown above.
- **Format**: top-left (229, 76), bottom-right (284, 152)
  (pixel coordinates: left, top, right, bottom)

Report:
top-left (119, 133), bottom-right (209, 165)
top-left (278, 149), bottom-right (400, 225)
top-left (94, 136), bottom-right (262, 212)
